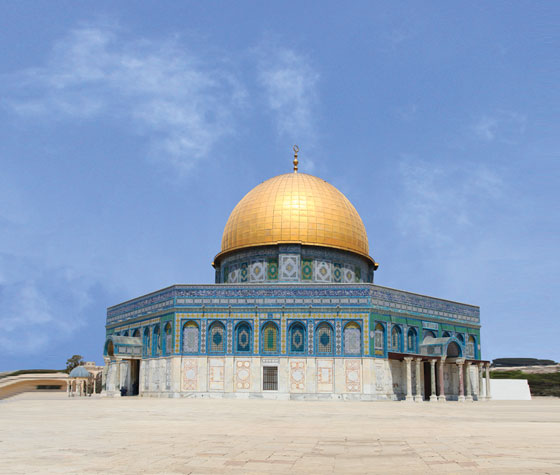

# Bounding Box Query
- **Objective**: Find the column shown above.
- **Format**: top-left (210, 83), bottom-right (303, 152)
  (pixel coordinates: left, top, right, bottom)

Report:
top-left (485, 363), bottom-right (491, 400)
top-left (404, 357), bottom-right (414, 401)
top-left (457, 361), bottom-right (465, 402)
top-left (477, 363), bottom-right (484, 400)
top-left (465, 361), bottom-right (473, 401)
top-left (429, 359), bottom-right (438, 402)
top-left (115, 359), bottom-right (121, 396)
top-left (414, 358), bottom-right (423, 402)
top-left (438, 357), bottom-right (446, 401)
top-left (67, 380), bottom-right (71, 397)
top-left (93, 375), bottom-right (97, 395)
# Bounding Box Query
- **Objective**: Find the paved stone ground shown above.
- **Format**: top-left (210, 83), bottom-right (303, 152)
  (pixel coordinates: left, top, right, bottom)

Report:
top-left (0, 394), bottom-right (559, 474)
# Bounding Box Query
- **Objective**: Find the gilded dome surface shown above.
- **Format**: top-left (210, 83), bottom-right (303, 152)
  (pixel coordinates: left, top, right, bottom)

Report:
top-left (217, 172), bottom-right (371, 262)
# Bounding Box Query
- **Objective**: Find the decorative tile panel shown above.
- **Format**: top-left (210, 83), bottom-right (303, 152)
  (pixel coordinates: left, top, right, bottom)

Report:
top-left (343, 266), bottom-right (355, 283)
top-left (307, 321), bottom-right (314, 353)
top-left (280, 255), bottom-right (300, 281)
top-left (250, 260), bottom-right (265, 282)
top-left (335, 320), bottom-right (342, 354)
top-left (333, 263), bottom-right (342, 283)
top-left (314, 260), bottom-right (332, 282)
top-left (239, 263), bottom-right (248, 283)
top-left (267, 259), bottom-right (278, 280)
top-left (301, 259), bottom-right (313, 281)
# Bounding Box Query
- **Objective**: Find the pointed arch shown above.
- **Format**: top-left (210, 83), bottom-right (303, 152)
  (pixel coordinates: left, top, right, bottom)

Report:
top-left (391, 325), bottom-right (403, 352)
top-left (208, 321), bottom-right (226, 354)
top-left (261, 322), bottom-right (279, 353)
top-left (182, 321), bottom-right (200, 354)
top-left (316, 322), bottom-right (334, 355)
top-left (164, 322), bottom-right (172, 355)
top-left (343, 321), bottom-right (361, 355)
top-left (235, 321), bottom-right (252, 353)
top-left (374, 322), bottom-right (385, 356)
top-left (288, 321), bottom-right (306, 354)
top-left (407, 327), bottom-right (418, 353)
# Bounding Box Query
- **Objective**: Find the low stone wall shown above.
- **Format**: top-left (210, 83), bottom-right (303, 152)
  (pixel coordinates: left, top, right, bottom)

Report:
top-left (484, 378), bottom-right (531, 400)
top-left (0, 373), bottom-right (68, 400)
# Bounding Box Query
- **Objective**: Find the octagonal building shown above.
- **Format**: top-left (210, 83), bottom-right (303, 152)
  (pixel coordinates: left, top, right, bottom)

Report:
top-left (103, 151), bottom-right (489, 401)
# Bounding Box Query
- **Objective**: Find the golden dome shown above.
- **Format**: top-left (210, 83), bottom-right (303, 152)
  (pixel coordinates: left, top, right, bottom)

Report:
top-left (216, 172), bottom-right (372, 263)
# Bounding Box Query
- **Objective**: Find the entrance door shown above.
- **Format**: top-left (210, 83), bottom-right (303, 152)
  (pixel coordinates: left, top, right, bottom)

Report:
top-left (130, 359), bottom-right (140, 395)
top-left (423, 362), bottom-right (431, 400)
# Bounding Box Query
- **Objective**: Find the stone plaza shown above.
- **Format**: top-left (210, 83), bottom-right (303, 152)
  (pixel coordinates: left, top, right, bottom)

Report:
top-left (1, 394), bottom-right (559, 474)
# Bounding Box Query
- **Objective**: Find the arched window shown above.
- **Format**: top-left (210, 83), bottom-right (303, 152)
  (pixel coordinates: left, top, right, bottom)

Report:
top-left (466, 335), bottom-right (476, 358)
top-left (208, 321), bottom-right (225, 353)
top-left (316, 322), bottom-right (334, 354)
top-left (442, 331), bottom-right (451, 338)
top-left (133, 329), bottom-right (140, 338)
top-left (153, 325), bottom-right (160, 356)
top-left (262, 322), bottom-right (279, 353)
top-left (391, 326), bottom-right (402, 351)
top-left (374, 323), bottom-right (385, 356)
top-left (407, 328), bottom-right (417, 353)
top-left (457, 333), bottom-right (465, 344)
top-left (289, 322), bottom-right (306, 354)
top-left (164, 322), bottom-right (172, 355)
top-left (182, 321), bottom-right (199, 354)
top-left (447, 341), bottom-right (461, 357)
top-left (105, 340), bottom-right (114, 357)
top-left (343, 322), bottom-right (361, 355)
top-left (235, 322), bottom-right (252, 353)
top-left (423, 330), bottom-right (436, 340)
top-left (123, 330), bottom-right (129, 337)
top-left (143, 327), bottom-right (151, 357)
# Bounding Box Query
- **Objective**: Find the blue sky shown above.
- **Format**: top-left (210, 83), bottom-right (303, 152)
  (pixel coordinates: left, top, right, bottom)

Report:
top-left (1, 1), bottom-right (558, 370)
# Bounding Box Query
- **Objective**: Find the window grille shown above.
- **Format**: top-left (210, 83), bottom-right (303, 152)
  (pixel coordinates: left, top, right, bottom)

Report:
top-left (343, 322), bottom-right (361, 355)
top-left (263, 366), bottom-right (278, 391)
top-left (407, 328), bottom-right (417, 353)
top-left (153, 326), bottom-right (160, 356)
top-left (165, 323), bottom-right (172, 355)
top-left (316, 323), bottom-right (333, 354)
top-left (391, 327), bottom-right (401, 350)
top-left (374, 323), bottom-right (384, 355)
top-left (183, 321), bottom-right (200, 353)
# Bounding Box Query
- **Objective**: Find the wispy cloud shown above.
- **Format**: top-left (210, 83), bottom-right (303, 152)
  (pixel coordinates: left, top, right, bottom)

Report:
top-left (0, 255), bottom-right (95, 356)
top-left (257, 48), bottom-right (319, 145)
top-left (472, 110), bottom-right (526, 143)
top-left (397, 158), bottom-right (504, 247)
top-left (3, 25), bottom-right (246, 172)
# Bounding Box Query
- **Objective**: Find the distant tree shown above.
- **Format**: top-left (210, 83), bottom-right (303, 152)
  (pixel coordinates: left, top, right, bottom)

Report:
top-left (65, 355), bottom-right (84, 373)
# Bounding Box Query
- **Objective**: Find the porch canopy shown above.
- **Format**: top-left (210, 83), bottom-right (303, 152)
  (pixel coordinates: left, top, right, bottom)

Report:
top-left (104, 336), bottom-right (142, 359)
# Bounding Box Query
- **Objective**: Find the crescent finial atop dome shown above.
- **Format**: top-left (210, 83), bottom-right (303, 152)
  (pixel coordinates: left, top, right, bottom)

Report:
top-left (293, 145), bottom-right (299, 173)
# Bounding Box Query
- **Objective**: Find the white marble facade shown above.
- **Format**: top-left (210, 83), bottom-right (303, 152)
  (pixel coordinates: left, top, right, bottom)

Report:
top-left (104, 356), bottom-right (484, 401)
top-left (105, 357), bottom-right (394, 400)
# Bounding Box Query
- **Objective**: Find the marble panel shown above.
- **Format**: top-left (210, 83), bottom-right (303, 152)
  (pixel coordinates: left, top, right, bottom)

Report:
top-left (317, 359), bottom-right (334, 392)
top-left (290, 360), bottom-right (306, 392)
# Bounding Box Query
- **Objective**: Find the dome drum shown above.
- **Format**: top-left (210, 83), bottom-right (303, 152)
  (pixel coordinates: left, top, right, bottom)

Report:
top-left (214, 243), bottom-right (374, 284)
